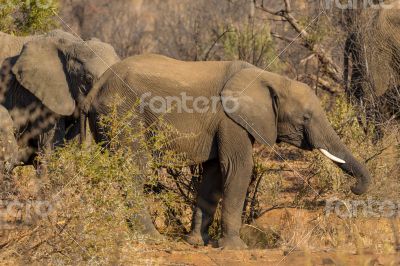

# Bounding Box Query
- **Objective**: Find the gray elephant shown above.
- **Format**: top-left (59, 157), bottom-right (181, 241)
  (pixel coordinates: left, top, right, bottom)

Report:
top-left (0, 29), bottom-right (120, 165)
top-left (344, 1), bottom-right (400, 102)
top-left (0, 32), bottom-right (42, 66)
top-left (84, 54), bottom-right (371, 249)
top-left (0, 106), bottom-right (18, 175)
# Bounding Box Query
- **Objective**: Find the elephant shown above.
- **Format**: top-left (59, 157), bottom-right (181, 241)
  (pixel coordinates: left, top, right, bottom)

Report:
top-left (0, 105), bottom-right (18, 175)
top-left (344, 1), bottom-right (400, 111)
top-left (0, 32), bottom-right (42, 67)
top-left (0, 29), bottom-right (120, 166)
top-left (83, 54), bottom-right (372, 249)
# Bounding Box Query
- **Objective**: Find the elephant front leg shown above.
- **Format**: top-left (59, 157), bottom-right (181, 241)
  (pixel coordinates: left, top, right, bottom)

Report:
top-left (218, 160), bottom-right (253, 249)
top-left (217, 121), bottom-right (254, 249)
top-left (126, 183), bottom-right (163, 241)
top-left (128, 144), bottom-right (163, 242)
top-left (186, 159), bottom-right (222, 246)
top-left (133, 209), bottom-right (163, 240)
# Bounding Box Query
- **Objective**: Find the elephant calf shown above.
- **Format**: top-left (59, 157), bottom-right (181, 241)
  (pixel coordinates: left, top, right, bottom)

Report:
top-left (84, 54), bottom-right (372, 249)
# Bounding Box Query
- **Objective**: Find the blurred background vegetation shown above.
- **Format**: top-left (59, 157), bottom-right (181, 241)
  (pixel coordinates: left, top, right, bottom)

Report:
top-left (0, 0), bottom-right (58, 34)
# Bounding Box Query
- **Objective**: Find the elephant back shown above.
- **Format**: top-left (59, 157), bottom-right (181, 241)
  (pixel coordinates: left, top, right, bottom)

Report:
top-left (0, 32), bottom-right (38, 67)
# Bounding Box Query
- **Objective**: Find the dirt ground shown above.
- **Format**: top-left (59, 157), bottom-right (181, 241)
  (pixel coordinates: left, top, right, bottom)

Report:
top-left (129, 244), bottom-right (400, 265)
top-left (126, 206), bottom-right (400, 265)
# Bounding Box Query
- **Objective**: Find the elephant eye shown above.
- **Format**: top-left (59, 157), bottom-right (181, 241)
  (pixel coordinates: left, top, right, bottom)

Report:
top-left (85, 74), bottom-right (93, 83)
top-left (303, 114), bottom-right (311, 122)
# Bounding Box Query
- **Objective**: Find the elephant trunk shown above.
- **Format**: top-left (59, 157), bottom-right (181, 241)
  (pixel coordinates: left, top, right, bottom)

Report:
top-left (319, 146), bottom-right (371, 195)
top-left (79, 110), bottom-right (87, 144)
top-left (77, 91), bottom-right (89, 145)
top-left (313, 118), bottom-right (371, 195)
top-left (339, 150), bottom-right (371, 195)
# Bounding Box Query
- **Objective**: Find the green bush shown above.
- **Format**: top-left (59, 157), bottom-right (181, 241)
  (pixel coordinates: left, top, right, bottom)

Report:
top-left (0, 0), bottom-right (58, 34)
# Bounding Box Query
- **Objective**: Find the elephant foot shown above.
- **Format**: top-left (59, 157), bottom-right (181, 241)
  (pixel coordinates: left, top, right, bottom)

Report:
top-left (185, 232), bottom-right (211, 246)
top-left (139, 223), bottom-right (164, 242)
top-left (137, 223), bottom-right (164, 244)
top-left (145, 230), bottom-right (165, 244)
top-left (218, 236), bottom-right (247, 250)
top-left (131, 212), bottom-right (164, 243)
top-left (36, 165), bottom-right (47, 178)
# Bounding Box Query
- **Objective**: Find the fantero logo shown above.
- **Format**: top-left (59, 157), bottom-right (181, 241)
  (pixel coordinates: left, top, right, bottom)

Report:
top-left (0, 200), bottom-right (53, 229)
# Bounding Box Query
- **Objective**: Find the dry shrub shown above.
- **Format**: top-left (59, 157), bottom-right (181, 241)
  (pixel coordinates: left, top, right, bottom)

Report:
top-left (0, 102), bottom-right (198, 264)
top-left (259, 208), bottom-right (400, 254)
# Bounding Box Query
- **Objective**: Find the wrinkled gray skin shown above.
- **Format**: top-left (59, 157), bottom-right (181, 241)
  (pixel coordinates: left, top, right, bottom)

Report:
top-left (0, 30), bottom-right (120, 166)
top-left (85, 54), bottom-right (371, 249)
top-left (344, 1), bottom-right (400, 99)
top-left (0, 106), bottom-right (18, 175)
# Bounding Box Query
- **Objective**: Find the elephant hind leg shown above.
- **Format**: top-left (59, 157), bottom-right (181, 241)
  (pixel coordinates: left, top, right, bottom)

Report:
top-left (186, 159), bottom-right (222, 246)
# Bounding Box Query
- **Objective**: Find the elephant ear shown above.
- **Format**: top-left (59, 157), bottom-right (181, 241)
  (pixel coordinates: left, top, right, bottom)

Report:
top-left (221, 68), bottom-right (278, 146)
top-left (11, 39), bottom-right (75, 116)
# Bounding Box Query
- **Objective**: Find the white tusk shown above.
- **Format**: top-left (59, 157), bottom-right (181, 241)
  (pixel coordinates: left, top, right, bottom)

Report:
top-left (319, 149), bottom-right (346, 164)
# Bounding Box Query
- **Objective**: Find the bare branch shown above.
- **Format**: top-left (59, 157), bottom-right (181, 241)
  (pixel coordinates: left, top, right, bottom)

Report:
top-left (256, 0), bottom-right (342, 84)
top-left (299, 74), bottom-right (343, 93)
top-left (283, 0), bottom-right (292, 13)
top-left (202, 28), bottom-right (232, 61)
top-left (271, 32), bottom-right (298, 43)
top-left (256, 2), bottom-right (306, 37)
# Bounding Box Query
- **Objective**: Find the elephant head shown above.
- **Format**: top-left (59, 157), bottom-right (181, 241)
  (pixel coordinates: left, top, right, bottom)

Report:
top-left (10, 30), bottom-right (120, 117)
top-left (222, 68), bottom-right (371, 195)
top-left (6, 30), bottom-right (120, 148)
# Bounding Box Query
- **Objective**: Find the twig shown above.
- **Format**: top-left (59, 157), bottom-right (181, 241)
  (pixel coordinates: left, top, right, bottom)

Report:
top-left (365, 145), bottom-right (391, 163)
top-left (203, 29), bottom-right (232, 61)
